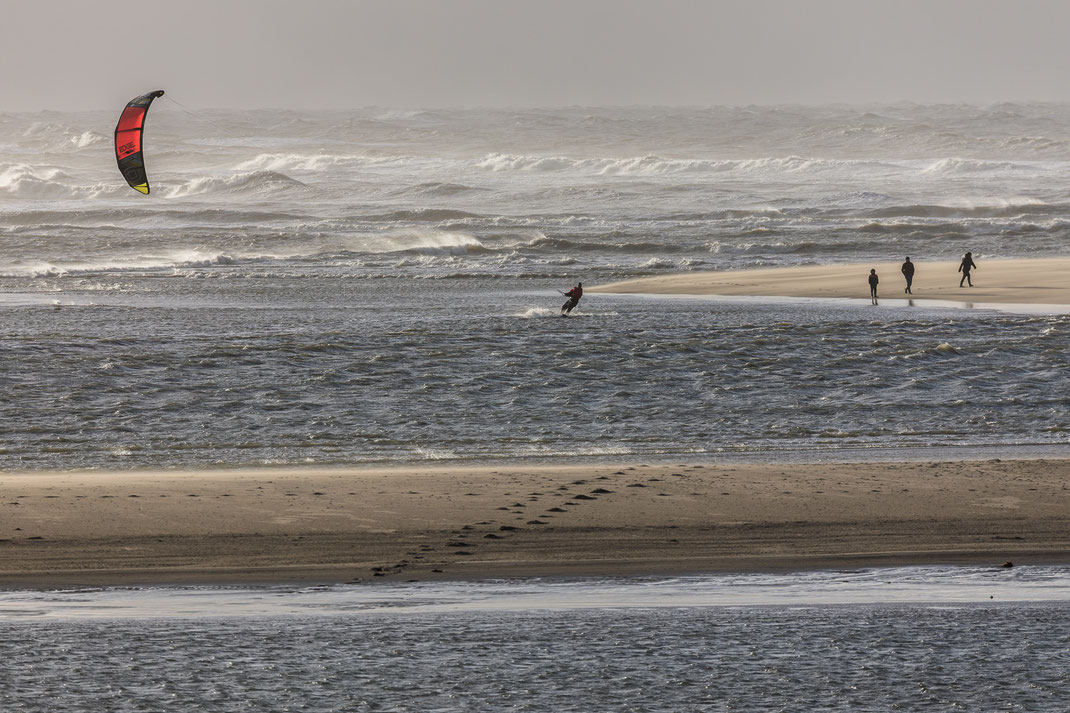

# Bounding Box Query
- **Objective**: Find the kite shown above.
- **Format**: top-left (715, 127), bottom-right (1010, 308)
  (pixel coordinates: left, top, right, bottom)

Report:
top-left (114, 90), bottom-right (164, 194)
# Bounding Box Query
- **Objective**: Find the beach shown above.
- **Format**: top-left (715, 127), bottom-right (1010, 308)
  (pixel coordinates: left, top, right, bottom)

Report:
top-left (3, 459), bottom-right (1069, 586)
top-left (590, 257), bottom-right (1070, 306)
top-left (10, 12), bottom-right (1070, 703)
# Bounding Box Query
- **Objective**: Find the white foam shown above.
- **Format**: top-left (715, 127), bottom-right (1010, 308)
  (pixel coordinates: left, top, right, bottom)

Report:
top-left (516, 307), bottom-right (556, 319)
top-left (0, 249), bottom-right (244, 277)
top-left (371, 230), bottom-right (486, 255)
top-left (475, 153), bottom-right (906, 178)
top-left (70, 131), bottom-right (106, 148)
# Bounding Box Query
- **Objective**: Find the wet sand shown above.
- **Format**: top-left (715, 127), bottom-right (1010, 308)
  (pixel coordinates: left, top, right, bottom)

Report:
top-left (589, 257), bottom-right (1070, 306)
top-left (2, 460), bottom-right (1068, 587)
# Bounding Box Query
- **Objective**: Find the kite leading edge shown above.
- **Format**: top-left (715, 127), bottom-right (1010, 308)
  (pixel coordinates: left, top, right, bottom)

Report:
top-left (114, 90), bottom-right (165, 195)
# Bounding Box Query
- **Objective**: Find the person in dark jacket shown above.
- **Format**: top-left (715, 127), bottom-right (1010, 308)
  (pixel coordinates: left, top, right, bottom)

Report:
top-left (868, 269), bottom-right (879, 303)
top-left (561, 282), bottom-right (583, 315)
top-left (901, 257), bottom-right (915, 294)
top-left (958, 252), bottom-right (977, 287)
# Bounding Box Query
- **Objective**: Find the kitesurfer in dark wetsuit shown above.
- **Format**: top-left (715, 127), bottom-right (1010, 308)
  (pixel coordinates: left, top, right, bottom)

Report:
top-left (901, 256), bottom-right (915, 294)
top-left (561, 282), bottom-right (583, 315)
top-left (958, 251), bottom-right (976, 287)
top-left (868, 269), bottom-right (879, 303)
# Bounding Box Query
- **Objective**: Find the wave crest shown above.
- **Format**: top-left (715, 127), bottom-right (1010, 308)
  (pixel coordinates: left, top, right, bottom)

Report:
top-left (234, 153), bottom-right (365, 172)
top-left (373, 230), bottom-right (487, 255)
top-left (476, 152), bottom-right (903, 177)
top-left (0, 163), bottom-right (127, 199)
top-left (920, 158), bottom-right (1034, 175)
top-left (165, 170), bottom-right (310, 198)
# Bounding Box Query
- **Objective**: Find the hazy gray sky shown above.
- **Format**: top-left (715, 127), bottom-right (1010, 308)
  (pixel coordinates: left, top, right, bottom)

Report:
top-left (6, 0), bottom-right (1070, 110)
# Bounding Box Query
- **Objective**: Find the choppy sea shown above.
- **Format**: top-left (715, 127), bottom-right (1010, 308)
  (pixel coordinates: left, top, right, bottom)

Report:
top-left (2, 103), bottom-right (1070, 470)
top-left (3, 104), bottom-right (1070, 709)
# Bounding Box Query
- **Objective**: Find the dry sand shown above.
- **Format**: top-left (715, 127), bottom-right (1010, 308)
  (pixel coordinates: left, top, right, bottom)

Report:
top-left (589, 257), bottom-right (1070, 306)
top-left (2, 460), bottom-right (1068, 587)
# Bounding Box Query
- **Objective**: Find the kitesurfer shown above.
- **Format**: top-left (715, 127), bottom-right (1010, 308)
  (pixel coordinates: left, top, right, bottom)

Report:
top-left (868, 269), bottom-right (879, 303)
top-left (958, 252), bottom-right (976, 287)
top-left (901, 256), bottom-right (915, 294)
top-left (561, 282), bottom-right (583, 315)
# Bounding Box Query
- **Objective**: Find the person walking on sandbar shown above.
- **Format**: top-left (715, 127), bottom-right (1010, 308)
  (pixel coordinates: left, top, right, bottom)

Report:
top-left (901, 256), bottom-right (915, 294)
top-left (868, 268), bottom-right (879, 303)
top-left (958, 251), bottom-right (977, 287)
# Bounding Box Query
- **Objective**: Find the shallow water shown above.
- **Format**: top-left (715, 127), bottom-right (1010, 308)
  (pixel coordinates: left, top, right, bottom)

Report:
top-left (1, 567), bottom-right (1068, 712)
top-left (2, 281), bottom-right (1069, 469)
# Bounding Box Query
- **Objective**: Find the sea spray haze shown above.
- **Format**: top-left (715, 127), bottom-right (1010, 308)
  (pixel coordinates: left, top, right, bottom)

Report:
top-left (1, 104), bottom-right (1070, 469)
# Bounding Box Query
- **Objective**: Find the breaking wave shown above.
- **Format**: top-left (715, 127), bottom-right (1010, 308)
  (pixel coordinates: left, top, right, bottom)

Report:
top-left (71, 131), bottom-right (107, 148)
top-left (373, 230), bottom-right (488, 255)
top-left (234, 153), bottom-right (368, 172)
top-left (866, 198), bottom-right (1051, 219)
top-left (920, 158), bottom-right (1039, 175)
top-left (366, 209), bottom-right (484, 222)
top-left (476, 153), bottom-right (905, 178)
top-left (393, 182), bottom-right (487, 197)
top-left (0, 250), bottom-right (244, 277)
top-left (0, 164), bottom-right (127, 199)
top-left (519, 235), bottom-right (688, 254)
top-left (165, 170), bottom-right (311, 198)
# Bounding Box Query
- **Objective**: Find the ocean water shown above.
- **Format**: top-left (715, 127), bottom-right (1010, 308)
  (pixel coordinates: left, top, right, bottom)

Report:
top-left (3, 103), bottom-right (1070, 470)
top-left (1, 566), bottom-right (1068, 711)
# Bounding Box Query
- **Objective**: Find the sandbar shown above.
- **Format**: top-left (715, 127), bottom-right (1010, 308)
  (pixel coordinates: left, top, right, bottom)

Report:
top-left (2, 460), bottom-right (1068, 587)
top-left (589, 257), bottom-right (1070, 306)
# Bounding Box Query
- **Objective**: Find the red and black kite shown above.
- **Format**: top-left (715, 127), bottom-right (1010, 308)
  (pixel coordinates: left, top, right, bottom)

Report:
top-left (114, 90), bottom-right (164, 194)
